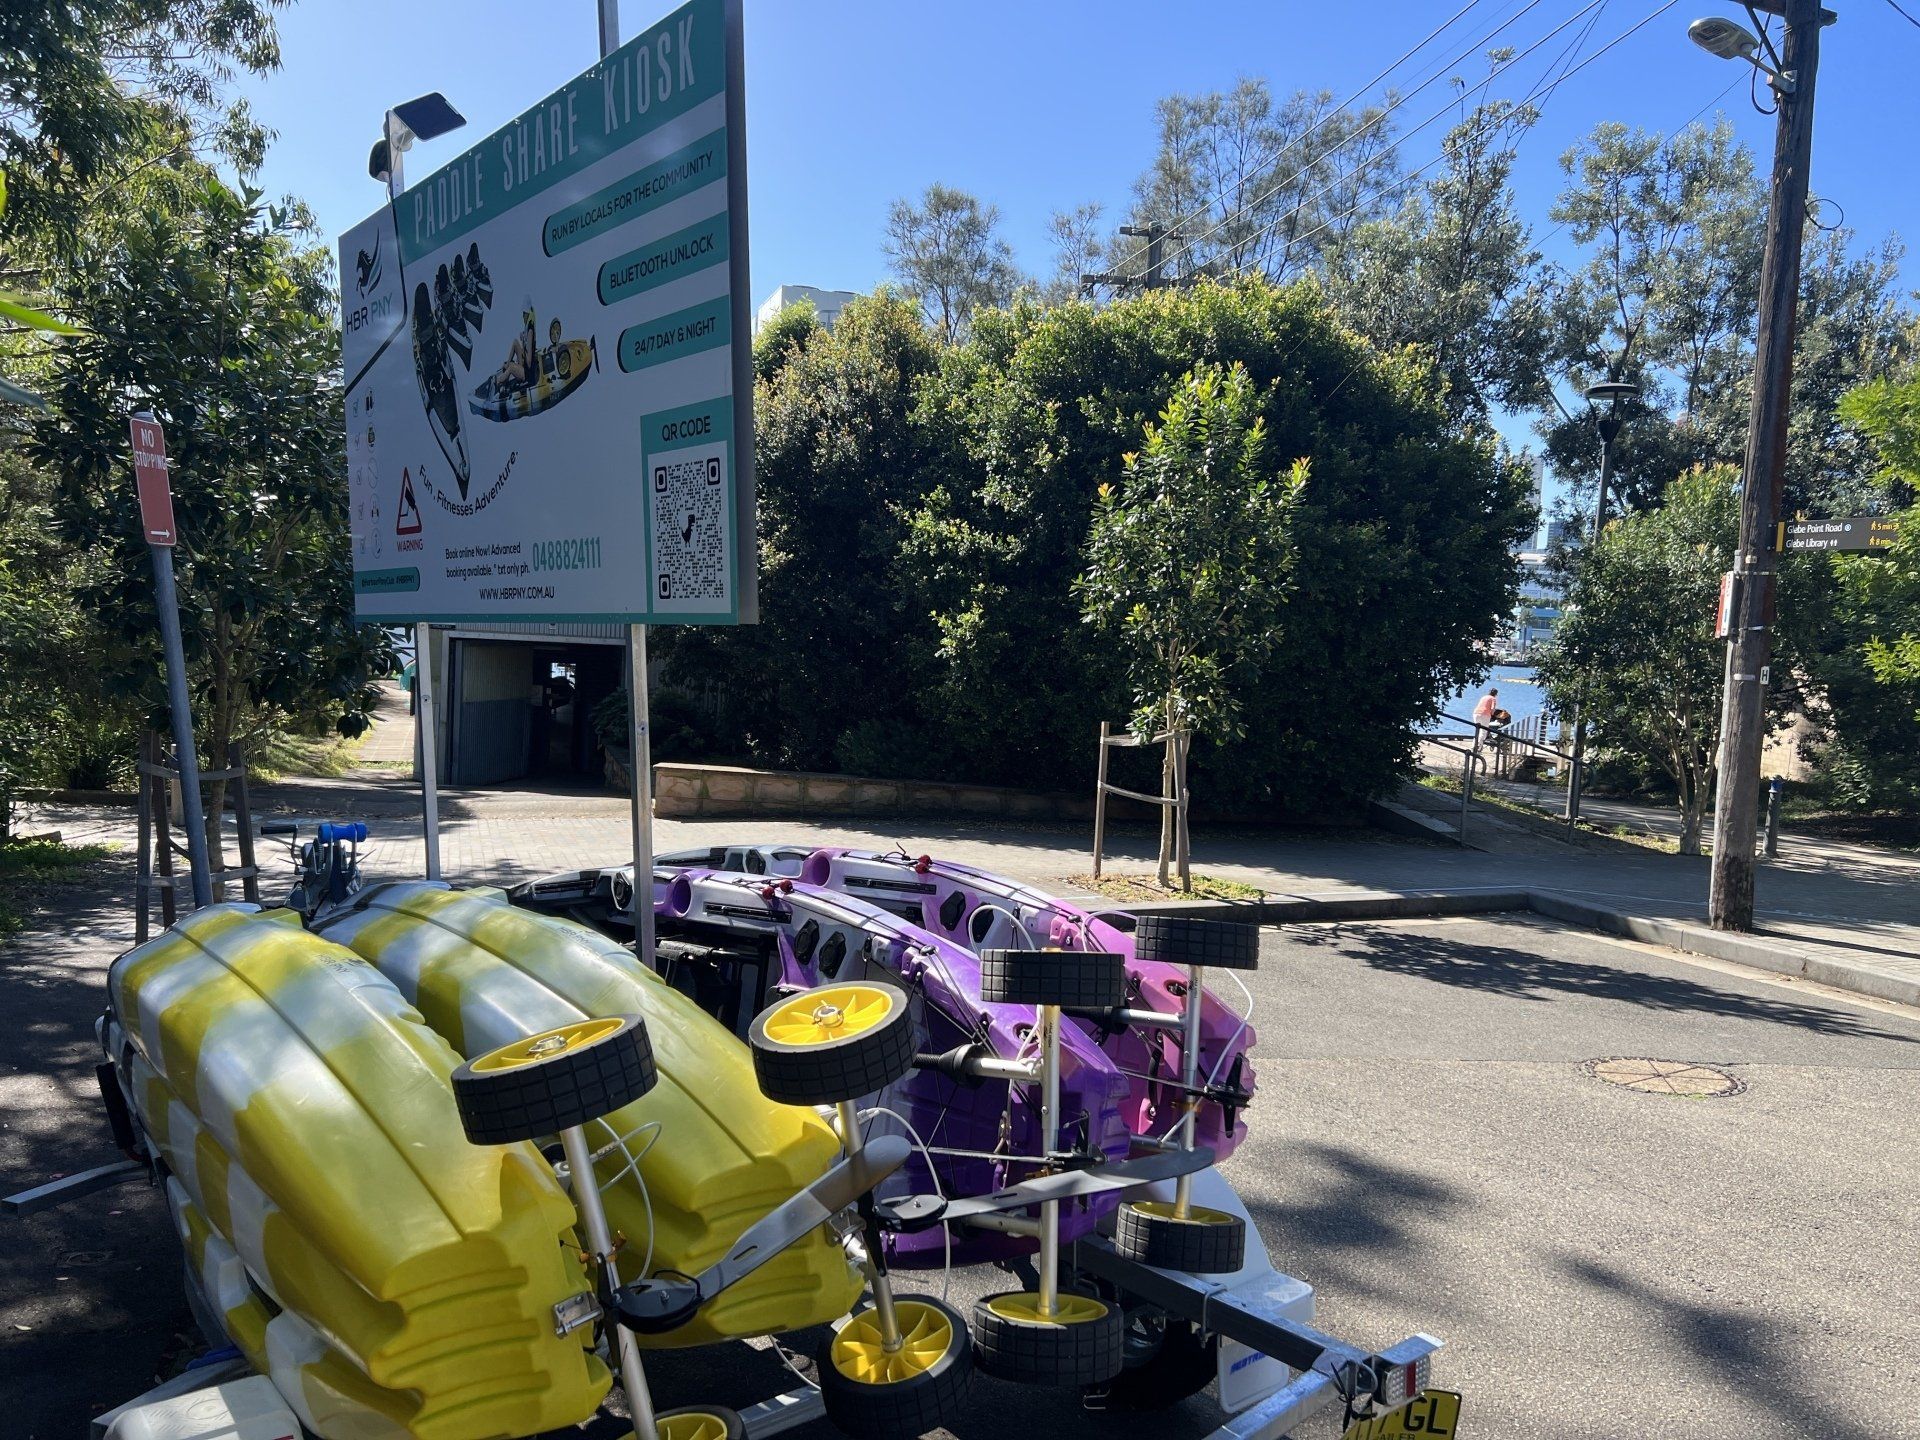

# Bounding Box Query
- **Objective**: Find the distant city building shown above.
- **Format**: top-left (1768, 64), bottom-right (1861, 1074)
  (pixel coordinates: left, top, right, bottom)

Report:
top-left (755, 284), bottom-right (858, 334)
top-left (1507, 548), bottom-right (1562, 654)
top-left (1541, 517), bottom-right (1570, 550)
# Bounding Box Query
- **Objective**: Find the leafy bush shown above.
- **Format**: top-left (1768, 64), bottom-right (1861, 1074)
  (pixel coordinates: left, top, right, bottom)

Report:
top-left (591, 687), bottom-right (739, 766)
top-left (663, 280), bottom-right (1529, 816)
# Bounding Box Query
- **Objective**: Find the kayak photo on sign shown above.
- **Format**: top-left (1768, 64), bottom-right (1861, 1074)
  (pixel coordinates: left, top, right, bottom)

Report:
top-left (469, 303), bottom-right (598, 423)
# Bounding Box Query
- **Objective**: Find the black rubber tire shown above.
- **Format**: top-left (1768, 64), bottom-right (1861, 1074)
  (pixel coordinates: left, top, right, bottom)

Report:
top-left (980, 949), bottom-right (1126, 1009)
top-left (973, 1289), bottom-right (1124, 1386)
top-left (451, 1015), bottom-right (655, 1146)
top-left (653, 1405), bottom-right (746, 1440)
top-left (749, 983), bottom-right (917, 1105)
top-left (1112, 1200), bottom-right (1247, 1274)
top-left (1131, 915), bottom-right (1260, 971)
top-left (818, 1296), bottom-right (973, 1440)
top-left (1097, 1311), bottom-right (1217, 1412)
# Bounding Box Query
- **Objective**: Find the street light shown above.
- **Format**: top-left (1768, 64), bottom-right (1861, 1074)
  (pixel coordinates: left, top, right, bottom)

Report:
top-left (1688, 15), bottom-right (1795, 91)
top-left (366, 91), bottom-right (465, 884)
top-left (1563, 376), bottom-right (1640, 823)
top-left (368, 92), bottom-right (467, 197)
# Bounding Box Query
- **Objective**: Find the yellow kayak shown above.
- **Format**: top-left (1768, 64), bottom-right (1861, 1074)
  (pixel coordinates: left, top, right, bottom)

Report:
top-left (107, 905), bottom-right (609, 1440)
top-left (468, 337), bottom-right (595, 422)
top-left (315, 882), bottom-right (859, 1348)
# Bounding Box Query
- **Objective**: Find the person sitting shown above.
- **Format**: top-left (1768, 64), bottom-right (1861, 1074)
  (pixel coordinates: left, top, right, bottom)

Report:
top-left (501, 307), bottom-right (537, 387)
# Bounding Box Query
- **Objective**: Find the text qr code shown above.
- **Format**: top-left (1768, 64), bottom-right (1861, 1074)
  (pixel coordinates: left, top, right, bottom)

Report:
top-left (650, 444), bottom-right (730, 607)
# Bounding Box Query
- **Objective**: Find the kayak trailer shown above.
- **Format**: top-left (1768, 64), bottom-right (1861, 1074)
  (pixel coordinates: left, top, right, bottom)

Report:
top-left (6, 846), bottom-right (1447, 1439)
top-left (11, 1144), bottom-right (1443, 1440)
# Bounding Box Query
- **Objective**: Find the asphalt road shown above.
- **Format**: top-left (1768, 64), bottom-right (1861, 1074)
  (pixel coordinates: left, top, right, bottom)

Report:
top-left (5, 888), bottom-right (1918, 1438)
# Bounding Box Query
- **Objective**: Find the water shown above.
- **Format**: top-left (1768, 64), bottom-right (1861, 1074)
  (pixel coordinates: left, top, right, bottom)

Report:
top-left (1428, 665), bottom-right (1553, 733)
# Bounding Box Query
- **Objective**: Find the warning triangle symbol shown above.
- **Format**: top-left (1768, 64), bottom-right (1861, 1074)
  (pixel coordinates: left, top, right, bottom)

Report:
top-left (396, 468), bottom-right (422, 535)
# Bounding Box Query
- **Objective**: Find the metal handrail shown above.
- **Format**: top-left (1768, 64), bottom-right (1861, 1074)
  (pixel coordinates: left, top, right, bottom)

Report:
top-left (1431, 710), bottom-right (1575, 765)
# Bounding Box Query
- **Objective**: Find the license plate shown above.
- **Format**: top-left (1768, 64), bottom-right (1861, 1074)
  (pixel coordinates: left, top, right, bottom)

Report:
top-left (1341, 1389), bottom-right (1462, 1439)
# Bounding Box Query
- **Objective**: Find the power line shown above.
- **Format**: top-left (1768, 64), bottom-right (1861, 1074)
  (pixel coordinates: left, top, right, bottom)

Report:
top-left (1156, 0), bottom-right (1618, 280)
top-left (1105, 0), bottom-right (1507, 280)
top-left (1145, 0), bottom-right (1570, 277)
top-left (1885, 0), bottom-right (1920, 29)
top-left (1307, 1), bottom-right (1695, 410)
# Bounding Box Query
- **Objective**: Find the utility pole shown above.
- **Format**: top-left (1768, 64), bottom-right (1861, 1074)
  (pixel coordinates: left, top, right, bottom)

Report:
top-left (1709, 0), bottom-right (1824, 930)
top-left (1082, 222), bottom-right (1182, 294)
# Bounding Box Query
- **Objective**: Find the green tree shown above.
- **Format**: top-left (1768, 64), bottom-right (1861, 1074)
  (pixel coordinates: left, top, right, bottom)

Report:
top-left (1077, 363), bottom-right (1305, 882)
top-left (1541, 119), bottom-right (1764, 514)
top-left (1123, 79), bottom-right (1402, 285)
top-left (751, 295), bottom-right (818, 385)
top-left (1827, 374), bottom-right (1920, 714)
top-left (662, 293), bottom-right (944, 772)
top-left (903, 279), bottom-right (1531, 816)
top-left (29, 171), bottom-right (389, 868)
top-left (1539, 467), bottom-right (1768, 853)
top-left (1040, 201), bottom-right (1105, 305)
top-left (882, 183), bottom-right (1018, 340)
top-left (1323, 92), bottom-right (1550, 426)
top-left (0, 0), bottom-right (283, 241)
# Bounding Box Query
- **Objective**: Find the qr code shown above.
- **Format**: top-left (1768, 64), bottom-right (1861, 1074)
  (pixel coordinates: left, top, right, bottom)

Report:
top-left (650, 444), bottom-right (730, 607)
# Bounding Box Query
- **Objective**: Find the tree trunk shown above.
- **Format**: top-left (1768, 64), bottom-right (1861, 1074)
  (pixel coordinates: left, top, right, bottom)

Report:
top-left (1156, 738), bottom-right (1174, 888)
top-left (1678, 767), bottom-right (1707, 856)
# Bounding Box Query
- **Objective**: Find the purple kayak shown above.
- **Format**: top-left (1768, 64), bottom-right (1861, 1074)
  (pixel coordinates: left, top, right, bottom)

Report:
top-left (787, 849), bottom-right (1257, 1161)
top-left (657, 868), bottom-right (1133, 1268)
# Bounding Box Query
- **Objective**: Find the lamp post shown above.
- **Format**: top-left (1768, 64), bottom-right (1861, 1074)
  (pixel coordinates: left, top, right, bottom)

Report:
top-left (1688, 0), bottom-right (1827, 930)
top-left (367, 93), bottom-right (465, 882)
top-left (1562, 377), bottom-right (1639, 823)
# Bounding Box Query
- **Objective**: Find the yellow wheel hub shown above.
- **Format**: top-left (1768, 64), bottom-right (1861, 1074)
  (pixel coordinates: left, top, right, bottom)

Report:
top-left (831, 1300), bottom-right (955, 1385)
top-left (1129, 1201), bottom-right (1238, 1226)
top-left (657, 1411), bottom-right (731, 1440)
top-left (985, 1292), bottom-right (1110, 1327)
top-left (470, 1017), bottom-right (622, 1073)
top-left (763, 985), bottom-right (895, 1048)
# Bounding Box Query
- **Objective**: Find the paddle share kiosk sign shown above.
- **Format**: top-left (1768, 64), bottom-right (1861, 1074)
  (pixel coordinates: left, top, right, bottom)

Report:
top-left (340, 0), bottom-right (754, 623)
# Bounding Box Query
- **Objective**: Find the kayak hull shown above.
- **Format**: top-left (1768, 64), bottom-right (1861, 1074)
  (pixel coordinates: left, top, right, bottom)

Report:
top-left (106, 905), bottom-right (609, 1440)
top-left (660, 872), bottom-right (1135, 1267)
top-left (314, 881), bottom-right (859, 1345)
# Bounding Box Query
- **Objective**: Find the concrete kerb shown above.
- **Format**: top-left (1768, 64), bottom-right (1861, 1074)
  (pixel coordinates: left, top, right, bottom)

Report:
top-left (1108, 887), bottom-right (1920, 1010)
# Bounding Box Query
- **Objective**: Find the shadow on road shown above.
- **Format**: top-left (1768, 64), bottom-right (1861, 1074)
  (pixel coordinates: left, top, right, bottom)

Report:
top-left (1245, 1140), bottom-right (1469, 1307)
top-left (1286, 922), bottom-right (1918, 1046)
top-left (1556, 1254), bottom-right (1878, 1440)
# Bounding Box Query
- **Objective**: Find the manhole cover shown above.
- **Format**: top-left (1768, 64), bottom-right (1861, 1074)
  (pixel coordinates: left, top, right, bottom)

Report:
top-left (1583, 1057), bottom-right (1743, 1098)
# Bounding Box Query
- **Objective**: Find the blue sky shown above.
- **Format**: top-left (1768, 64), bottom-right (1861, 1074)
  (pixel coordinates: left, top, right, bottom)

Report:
top-left (241, 0), bottom-right (1918, 481)
top-left (241, 0), bottom-right (1919, 289)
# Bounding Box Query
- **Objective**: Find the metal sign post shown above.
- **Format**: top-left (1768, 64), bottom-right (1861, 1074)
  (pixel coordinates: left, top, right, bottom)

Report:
top-left (129, 414), bottom-right (213, 908)
top-left (598, 0), bottom-right (659, 971)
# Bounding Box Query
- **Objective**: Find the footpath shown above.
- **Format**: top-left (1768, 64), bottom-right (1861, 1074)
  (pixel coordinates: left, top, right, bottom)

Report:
top-left (15, 688), bottom-right (1918, 1008)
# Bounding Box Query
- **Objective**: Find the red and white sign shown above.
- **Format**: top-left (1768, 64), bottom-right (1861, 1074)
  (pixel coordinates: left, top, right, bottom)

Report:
top-left (1715, 572), bottom-right (1737, 639)
top-left (128, 414), bottom-right (176, 546)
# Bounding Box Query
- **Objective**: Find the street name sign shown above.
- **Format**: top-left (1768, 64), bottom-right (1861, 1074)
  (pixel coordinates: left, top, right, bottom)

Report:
top-left (129, 414), bottom-right (176, 546)
top-left (1774, 515), bottom-right (1901, 554)
top-left (339, 0), bottom-right (754, 624)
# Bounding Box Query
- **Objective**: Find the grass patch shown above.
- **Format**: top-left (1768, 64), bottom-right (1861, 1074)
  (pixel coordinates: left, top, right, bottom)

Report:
top-left (1066, 872), bottom-right (1263, 903)
top-left (1420, 770), bottom-right (1685, 852)
top-left (1609, 824), bottom-right (1680, 855)
top-left (249, 728), bottom-right (369, 780)
top-left (0, 837), bottom-right (112, 936)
